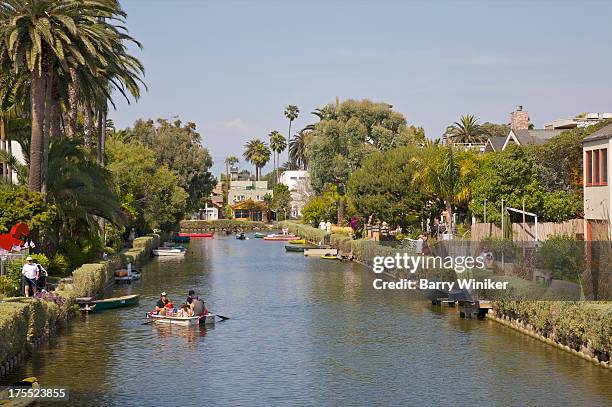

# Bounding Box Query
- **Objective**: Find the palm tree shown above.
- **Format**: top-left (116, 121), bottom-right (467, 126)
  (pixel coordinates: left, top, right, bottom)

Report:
top-left (283, 105), bottom-right (299, 163)
top-left (243, 139), bottom-right (271, 181)
top-left (412, 145), bottom-right (460, 231)
top-left (224, 155), bottom-right (239, 199)
top-left (289, 130), bottom-right (312, 170)
top-left (0, 0), bottom-right (145, 190)
top-left (445, 114), bottom-right (489, 145)
top-left (269, 130), bottom-right (286, 181)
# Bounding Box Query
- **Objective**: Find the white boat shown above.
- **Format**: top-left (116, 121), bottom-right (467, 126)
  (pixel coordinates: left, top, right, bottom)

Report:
top-left (304, 248), bottom-right (338, 257)
top-left (146, 312), bottom-right (216, 326)
top-left (152, 248), bottom-right (186, 256)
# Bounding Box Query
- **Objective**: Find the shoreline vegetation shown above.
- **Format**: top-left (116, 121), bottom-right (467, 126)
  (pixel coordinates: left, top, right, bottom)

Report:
top-left (277, 220), bottom-right (611, 369)
top-left (0, 234), bottom-right (160, 378)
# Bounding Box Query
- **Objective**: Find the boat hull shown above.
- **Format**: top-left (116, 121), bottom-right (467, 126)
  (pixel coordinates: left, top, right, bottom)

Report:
top-left (92, 294), bottom-right (140, 311)
top-left (152, 249), bottom-right (186, 256)
top-left (147, 313), bottom-right (216, 326)
top-left (304, 248), bottom-right (338, 257)
top-left (263, 234), bottom-right (300, 241)
top-left (179, 232), bottom-right (214, 238)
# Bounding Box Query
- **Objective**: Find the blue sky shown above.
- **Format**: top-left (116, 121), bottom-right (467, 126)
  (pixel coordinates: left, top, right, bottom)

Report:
top-left (111, 0), bottom-right (612, 176)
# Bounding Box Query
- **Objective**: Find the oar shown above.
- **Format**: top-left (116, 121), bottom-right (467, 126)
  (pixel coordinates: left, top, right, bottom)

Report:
top-left (215, 314), bottom-right (230, 320)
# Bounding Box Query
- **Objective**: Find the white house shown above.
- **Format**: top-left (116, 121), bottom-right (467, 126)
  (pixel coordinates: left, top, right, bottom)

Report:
top-left (0, 140), bottom-right (26, 184)
top-left (583, 123), bottom-right (612, 240)
top-left (280, 170), bottom-right (312, 218)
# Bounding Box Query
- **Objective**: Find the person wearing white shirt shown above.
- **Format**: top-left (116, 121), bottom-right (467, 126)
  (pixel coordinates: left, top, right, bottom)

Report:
top-left (325, 221), bottom-right (332, 233)
top-left (22, 256), bottom-right (39, 297)
top-left (319, 220), bottom-right (326, 230)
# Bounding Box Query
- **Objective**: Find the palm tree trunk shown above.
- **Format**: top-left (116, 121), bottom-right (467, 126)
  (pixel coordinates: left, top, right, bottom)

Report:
top-left (66, 67), bottom-right (78, 139)
top-left (445, 200), bottom-right (453, 234)
top-left (41, 70), bottom-right (54, 194)
top-left (6, 126), bottom-right (12, 185)
top-left (29, 69), bottom-right (46, 192)
top-left (84, 104), bottom-right (93, 150)
top-left (96, 110), bottom-right (106, 165)
top-left (287, 121), bottom-right (292, 165)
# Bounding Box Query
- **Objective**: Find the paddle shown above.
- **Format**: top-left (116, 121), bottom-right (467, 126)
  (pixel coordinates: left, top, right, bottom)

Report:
top-left (215, 314), bottom-right (230, 320)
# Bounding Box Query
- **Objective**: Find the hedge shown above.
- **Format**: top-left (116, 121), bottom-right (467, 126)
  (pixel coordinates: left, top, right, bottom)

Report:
top-left (277, 221), bottom-right (329, 244)
top-left (2, 297), bottom-right (60, 342)
top-left (180, 220), bottom-right (268, 231)
top-left (493, 300), bottom-right (612, 361)
top-left (0, 302), bottom-right (29, 364)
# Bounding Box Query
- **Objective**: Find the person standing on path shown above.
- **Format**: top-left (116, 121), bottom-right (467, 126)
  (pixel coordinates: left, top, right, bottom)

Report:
top-left (21, 256), bottom-right (39, 297)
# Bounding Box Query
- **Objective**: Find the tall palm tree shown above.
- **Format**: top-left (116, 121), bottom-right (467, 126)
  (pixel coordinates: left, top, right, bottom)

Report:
top-left (224, 155), bottom-right (239, 199)
top-left (0, 0), bottom-right (145, 190)
top-left (283, 105), bottom-right (299, 163)
top-left (445, 114), bottom-right (489, 145)
top-left (243, 139), bottom-right (271, 181)
top-left (269, 130), bottom-right (286, 181)
top-left (289, 130), bottom-right (311, 170)
top-left (412, 145), bottom-right (460, 231)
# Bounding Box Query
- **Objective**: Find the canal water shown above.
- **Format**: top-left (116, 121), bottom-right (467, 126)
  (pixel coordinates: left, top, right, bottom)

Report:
top-left (3, 235), bottom-right (611, 406)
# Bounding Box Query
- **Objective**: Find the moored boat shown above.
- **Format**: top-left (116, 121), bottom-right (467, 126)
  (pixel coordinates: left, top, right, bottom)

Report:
top-left (288, 239), bottom-right (306, 245)
top-left (236, 233), bottom-right (246, 240)
top-left (152, 247), bottom-right (186, 256)
top-left (304, 248), bottom-right (338, 257)
top-left (173, 235), bottom-right (190, 243)
top-left (253, 232), bottom-right (265, 238)
top-left (0, 377), bottom-right (40, 407)
top-left (146, 312), bottom-right (216, 326)
top-left (285, 244), bottom-right (318, 252)
top-left (87, 294), bottom-right (140, 311)
top-left (263, 234), bottom-right (300, 241)
top-left (178, 232), bottom-right (214, 238)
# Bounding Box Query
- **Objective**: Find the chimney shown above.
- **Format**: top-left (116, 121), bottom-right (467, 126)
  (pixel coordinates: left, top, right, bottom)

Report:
top-left (510, 105), bottom-right (529, 130)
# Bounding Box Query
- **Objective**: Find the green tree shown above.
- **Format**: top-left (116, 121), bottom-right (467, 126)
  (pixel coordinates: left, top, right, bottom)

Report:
top-left (0, 185), bottom-right (55, 234)
top-left (243, 139), bottom-right (271, 180)
top-left (445, 114), bottom-right (490, 144)
top-left (302, 194), bottom-right (337, 226)
top-left (289, 130), bottom-right (311, 169)
top-left (348, 146), bottom-right (429, 228)
top-left (106, 136), bottom-right (188, 232)
top-left (271, 183), bottom-right (292, 220)
top-left (269, 130), bottom-right (286, 182)
top-left (307, 99), bottom-right (422, 224)
top-left (121, 118), bottom-right (215, 212)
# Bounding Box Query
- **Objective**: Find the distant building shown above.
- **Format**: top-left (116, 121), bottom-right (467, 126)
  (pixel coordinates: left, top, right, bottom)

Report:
top-left (582, 122), bottom-right (612, 240)
top-left (484, 136), bottom-right (506, 152)
top-left (545, 112), bottom-right (612, 130)
top-left (0, 141), bottom-right (26, 184)
top-left (501, 106), bottom-right (565, 150)
top-left (280, 170), bottom-right (312, 218)
top-left (231, 200), bottom-right (270, 222)
top-left (227, 180), bottom-right (272, 204)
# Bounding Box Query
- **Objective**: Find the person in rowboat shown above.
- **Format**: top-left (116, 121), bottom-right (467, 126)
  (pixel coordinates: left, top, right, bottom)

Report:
top-left (155, 292), bottom-right (168, 315)
top-left (187, 290), bottom-right (207, 316)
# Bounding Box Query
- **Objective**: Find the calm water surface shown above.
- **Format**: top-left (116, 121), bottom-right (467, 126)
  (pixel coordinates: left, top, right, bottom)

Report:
top-left (3, 235), bottom-right (611, 406)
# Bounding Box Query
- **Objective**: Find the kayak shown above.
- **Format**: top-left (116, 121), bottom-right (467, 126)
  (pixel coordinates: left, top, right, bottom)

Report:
top-left (0, 377), bottom-right (40, 407)
top-left (285, 244), bottom-right (318, 252)
top-left (263, 234), bottom-right (300, 241)
top-left (178, 232), bottom-right (214, 238)
top-left (288, 239), bottom-right (306, 245)
top-left (146, 312), bottom-right (216, 326)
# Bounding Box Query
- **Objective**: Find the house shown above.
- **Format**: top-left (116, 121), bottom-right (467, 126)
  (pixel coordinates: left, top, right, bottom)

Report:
top-left (545, 112), bottom-right (612, 130)
top-left (279, 170), bottom-right (312, 218)
top-left (227, 180), bottom-right (272, 204)
top-left (582, 123), bottom-right (612, 240)
top-left (231, 200), bottom-right (270, 222)
top-left (0, 140), bottom-right (26, 184)
top-left (198, 197), bottom-right (224, 220)
top-left (501, 106), bottom-right (565, 150)
top-left (484, 136), bottom-right (506, 152)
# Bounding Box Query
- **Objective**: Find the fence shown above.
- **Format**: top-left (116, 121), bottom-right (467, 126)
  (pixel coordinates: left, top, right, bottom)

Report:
top-left (471, 219), bottom-right (584, 242)
top-left (0, 252), bottom-right (24, 276)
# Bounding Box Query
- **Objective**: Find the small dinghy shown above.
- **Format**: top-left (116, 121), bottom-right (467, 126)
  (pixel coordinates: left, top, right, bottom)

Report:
top-left (146, 312), bottom-right (216, 326)
top-left (152, 247), bottom-right (186, 256)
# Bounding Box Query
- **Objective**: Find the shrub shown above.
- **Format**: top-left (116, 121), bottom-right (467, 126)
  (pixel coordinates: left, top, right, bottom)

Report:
top-left (539, 235), bottom-right (581, 283)
top-left (0, 266), bottom-right (21, 297)
top-left (0, 302), bottom-right (29, 363)
top-left (29, 253), bottom-right (50, 269)
top-left (48, 254), bottom-right (70, 277)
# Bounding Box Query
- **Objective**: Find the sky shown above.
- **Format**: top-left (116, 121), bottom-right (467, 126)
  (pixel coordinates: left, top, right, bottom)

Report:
top-left (110, 0), bottom-right (612, 176)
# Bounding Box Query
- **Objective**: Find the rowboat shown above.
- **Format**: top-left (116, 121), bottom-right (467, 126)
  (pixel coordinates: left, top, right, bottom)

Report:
top-left (173, 235), bottom-right (190, 243)
top-left (253, 232), bottom-right (265, 238)
top-left (146, 312), bottom-right (216, 326)
top-left (0, 377), bottom-right (40, 407)
top-left (178, 232), bottom-right (214, 238)
top-left (152, 248), bottom-right (186, 256)
top-left (285, 244), bottom-right (318, 252)
top-left (288, 239), bottom-right (306, 245)
top-left (304, 248), bottom-right (338, 257)
top-left (263, 234), bottom-right (300, 241)
top-left (75, 294), bottom-right (140, 312)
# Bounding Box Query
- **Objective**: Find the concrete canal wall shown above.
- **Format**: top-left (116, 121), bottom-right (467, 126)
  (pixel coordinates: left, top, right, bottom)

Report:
top-left (278, 221), bottom-right (611, 370)
top-left (0, 234), bottom-right (160, 378)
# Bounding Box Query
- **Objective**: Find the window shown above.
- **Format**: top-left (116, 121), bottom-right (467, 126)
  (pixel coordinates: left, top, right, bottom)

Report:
top-left (586, 148), bottom-right (608, 187)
